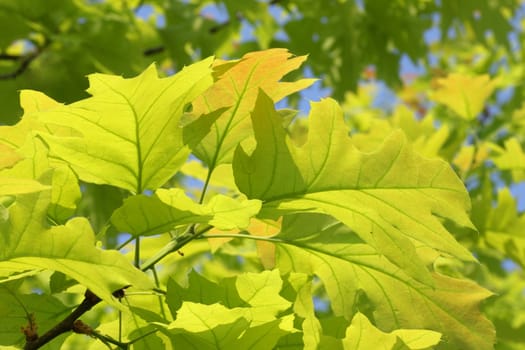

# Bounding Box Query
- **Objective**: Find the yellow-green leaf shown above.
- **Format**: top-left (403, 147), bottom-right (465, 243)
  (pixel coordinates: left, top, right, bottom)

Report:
top-left (491, 138), bottom-right (525, 180)
top-left (274, 214), bottom-right (494, 350)
top-left (483, 188), bottom-right (525, 268)
top-left (234, 91), bottom-right (475, 285)
top-left (187, 49), bottom-right (315, 169)
top-left (111, 188), bottom-right (261, 237)
top-left (343, 312), bottom-right (441, 350)
top-left (430, 73), bottom-right (497, 120)
top-left (0, 189), bottom-right (152, 307)
top-left (36, 60), bottom-right (214, 193)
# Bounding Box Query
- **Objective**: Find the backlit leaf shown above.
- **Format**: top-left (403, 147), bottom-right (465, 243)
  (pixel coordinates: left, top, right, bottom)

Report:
top-left (0, 178), bottom-right (49, 196)
top-left (186, 49), bottom-right (315, 169)
top-left (430, 73), bottom-right (497, 121)
top-left (234, 92), bottom-right (475, 285)
top-left (274, 213), bottom-right (494, 350)
top-left (160, 270), bottom-right (293, 349)
top-left (0, 189), bottom-right (152, 306)
top-left (167, 270), bottom-right (290, 321)
top-left (111, 188), bottom-right (261, 237)
top-left (491, 138), bottom-right (525, 181)
top-left (483, 188), bottom-right (525, 268)
top-left (0, 144), bottom-right (22, 170)
top-left (342, 312), bottom-right (441, 350)
top-left (35, 60), bottom-right (214, 193)
top-left (0, 283), bottom-right (71, 348)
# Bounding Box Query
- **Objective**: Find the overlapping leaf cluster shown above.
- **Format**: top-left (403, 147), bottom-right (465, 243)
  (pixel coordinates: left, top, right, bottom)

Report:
top-left (0, 50), bottom-right (497, 349)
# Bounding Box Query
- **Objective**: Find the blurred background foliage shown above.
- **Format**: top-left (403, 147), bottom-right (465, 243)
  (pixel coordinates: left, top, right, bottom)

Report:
top-left (2, 1), bottom-right (525, 348)
top-left (0, 0), bottom-right (523, 123)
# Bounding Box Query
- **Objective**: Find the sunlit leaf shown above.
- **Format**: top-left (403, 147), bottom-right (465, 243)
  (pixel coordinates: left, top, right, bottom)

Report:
top-left (0, 178), bottom-right (49, 196)
top-left (180, 160), bottom-right (238, 192)
top-left (186, 49), bottom-right (315, 169)
top-left (0, 283), bottom-right (71, 348)
top-left (234, 92), bottom-right (475, 285)
top-left (36, 60), bottom-right (214, 193)
top-left (342, 312), bottom-right (441, 350)
top-left (0, 189), bottom-right (152, 307)
top-left (156, 302), bottom-right (249, 348)
top-left (491, 138), bottom-right (525, 181)
top-left (0, 144), bottom-right (22, 170)
top-left (167, 270), bottom-right (290, 321)
top-left (111, 188), bottom-right (261, 237)
top-left (483, 188), bottom-right (525, 268)
top-left (159, 270), bottom-right (293, 349)
top-left (430, 73), bottom-right (497, 120)
top-left (273, 213), bottom-right (494, 350)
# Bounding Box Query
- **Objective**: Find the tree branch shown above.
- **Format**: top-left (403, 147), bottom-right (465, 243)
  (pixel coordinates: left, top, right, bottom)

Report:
top-left (208, 11), bottom-right (243, 34)
top-left (0, 40), bottom-right (49, 80)
top-left (0, 53), bottom-right (22, 61)
top-left (143, 46), bottom-right (165, 56)
top-left (22, 289), bottom-right (122, 349)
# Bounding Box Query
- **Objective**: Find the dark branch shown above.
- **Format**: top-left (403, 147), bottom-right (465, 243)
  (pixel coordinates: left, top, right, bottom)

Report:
top-left (143, 46), bottom-right (165, 56)
top-left (0, 53), bottom-right (22, 61)
top-left (23, 289), bottom-right (126, 350)
top-left (134, 0), bottom-right (146, 13)
top-left (0, 40), bottom-right (49, 80)
top-left (0, 52), bottom-right (38, 80)
top-left (209, 11), bottom-right (243, 34)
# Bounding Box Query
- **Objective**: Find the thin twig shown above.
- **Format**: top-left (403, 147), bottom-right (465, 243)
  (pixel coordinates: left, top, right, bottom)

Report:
top-left (143, 46), bottom-right (165, 56)
top-left (140, 224), bottom-right (212, 271)
top-left (0, 53), bottom-right (22, 60)
top-left (23, 288), bottom-right (125, 349)
top-left (0, 40), bottom-right (49, 80)
top-left (23, 290), bottom-right (101, 349)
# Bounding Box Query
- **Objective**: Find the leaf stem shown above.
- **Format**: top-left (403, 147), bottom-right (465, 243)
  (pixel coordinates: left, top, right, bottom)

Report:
top-left (140, 224), bottom-right (212, 271)
top-left (152, 267), bottom-right (167, 319)
top-left (199, 167), bottom-right (214, 204)
top-left (116, 235), bottom-right (135, 250)
top-left (134, 237), bottom-right (140, 268)
top-left (91, 331), bottom-right (129, 349)
top-left (23, 290), bottom-right (103, 349)
top-left (128, 329), bottom-right (159, 345)
top-left (199, 232), bottom-right (283, 244)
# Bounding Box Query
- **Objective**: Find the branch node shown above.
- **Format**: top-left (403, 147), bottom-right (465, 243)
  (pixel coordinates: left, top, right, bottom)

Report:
top-left (72, 320), bottom-right (94, 337)
top-left (21, 313), bottom-right (38, 342)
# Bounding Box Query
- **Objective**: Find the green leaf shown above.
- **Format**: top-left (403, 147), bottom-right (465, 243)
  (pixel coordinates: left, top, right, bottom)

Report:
top-left (157, 302), bottom-right (293, 350)
top-left (430, 73), bottom-right (497, 121)
top-left (491, 138), bottom-right (525, 181)
top-left (158, 302), bottom-right (251, 348)
top-left (181, 160), bottom-right (239, 192)
top-left (35, 60), bottom-right (214, 193)
top-left (46, 166), bottom-right (81, 224)
top-left (233, 91), bottom-right (475, 285)
top-left (281, 272), bottom-right (325, 349)
top-left (161, 270), bottom-right (293, 349)
top-left (111, 188), bottom-right (261, 237)
top-left (0, 143), bottom-right (22, 170)
top-left (0, 284), bottom-right (71, 348)
top-left (167, 270), bottom-right (290, 321)
top-left (342, 312), bottom-right (441, 350)
top-left (0, 178), bottom-right (49, 196)
top-left (0, 91), bottom-right (82, 223)
top-left (187, 49), bottom-right (315, 169)
top-left (273, 213), bottom-right (495, 350)
top-left (483, 188), bottom-right (525, 268)
top-left (0, 189), bottom-right (152, 306)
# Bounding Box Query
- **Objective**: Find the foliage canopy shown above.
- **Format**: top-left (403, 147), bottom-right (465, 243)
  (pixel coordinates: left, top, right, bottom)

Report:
top-left (1, 1), bottom-right (525, 349)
